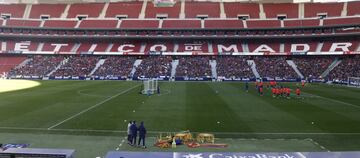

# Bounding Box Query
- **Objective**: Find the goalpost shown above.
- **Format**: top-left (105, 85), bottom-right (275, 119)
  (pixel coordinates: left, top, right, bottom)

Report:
top-left (141, 79), bottom-right (158, 95)
top-left (348, 77), bottom-right (360, 88)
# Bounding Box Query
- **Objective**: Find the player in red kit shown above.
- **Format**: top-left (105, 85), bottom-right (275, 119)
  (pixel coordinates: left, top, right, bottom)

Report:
top-left (296, 87), bottom-right (301, 98)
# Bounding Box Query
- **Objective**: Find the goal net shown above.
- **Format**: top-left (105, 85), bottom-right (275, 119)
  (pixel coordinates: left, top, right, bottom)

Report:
top-left (141, 79), bottom-right (158, 95)
top-left (348, 77), bottom-right (360, 88)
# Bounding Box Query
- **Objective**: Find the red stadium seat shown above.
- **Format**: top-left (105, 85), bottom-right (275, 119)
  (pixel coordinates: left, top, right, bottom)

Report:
top-left (6, 19), bottom-right (41, 27)
top-left (67, 3), bottom-right (104, 18)
top-left (0, 4), bottom-right (26, 18)
top-left (43, 20), bottom-right (77, 28)
top-left (323, 17), bottom-right (360, 26)
top-left (106, 2), bottom-right (142, 18)
top-left (205, 20), bottom-right (244, 29)
top-left (347, 1), bottom-right (360, 16)
top-left (263, 3), bottom-right (298, 19)
top-left (283, 19), bottom-right (320, 27)
top-left (145, 2), bottom-right (180, 18)
top-left (224, 3), bottom-right (259, 19)
top-left (29, 4), bottom-right (66, 18)
top-left (120, 20), bottom-right (159, 29)
top-left (185, 2), bottom-right (220, 18)
top-left (0, 56), bottom-right (27, 73)
top-left (246, 20), bottom-right (281, 28)
top-left (304, 3), bottom-right (343, 18)
top-left (78, 20), bottom-right (118, 28)
top-left (162, 20), bottom-right (201, 28)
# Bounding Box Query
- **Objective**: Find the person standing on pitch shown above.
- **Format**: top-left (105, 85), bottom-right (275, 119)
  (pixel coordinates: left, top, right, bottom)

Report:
top-left (138, 121), bottom-right (147, 148)
top-left (130, 121), bottom-right (138, 146)
top-left (245, 81), bottom-right (249, 93)
top-left (127, 121), bottom-right (132, 145)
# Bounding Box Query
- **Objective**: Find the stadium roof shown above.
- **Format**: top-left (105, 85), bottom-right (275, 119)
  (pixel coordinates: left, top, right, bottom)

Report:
top-left (0, 0), bottom-right (359, 4)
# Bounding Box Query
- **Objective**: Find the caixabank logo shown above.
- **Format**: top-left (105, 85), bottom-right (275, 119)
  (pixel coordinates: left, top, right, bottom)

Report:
top-left (173, 152), bottom-right (306, 158)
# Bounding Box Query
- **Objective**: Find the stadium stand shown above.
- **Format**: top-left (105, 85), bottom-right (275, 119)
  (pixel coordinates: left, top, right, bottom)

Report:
top-left (162, 20), bottom-right (201, 28)
top-left (66, 3), bottom-right (105, 18)
top-left (327, 55), bottom-right (360, 81)
top-left (9, 55), bottom-right (64, 77)
top-left (205, 20), bottom-right (244, 29)
top-left (246, 20), bottom-right (281, 28)
top-left (293, 56), bottom-right (334, 79)
top-left (105, 1), bottom-right (143, 18)
top-left (304, 3), bottom-right (343, 18)
top-left (0, 56), bottom-right (26, 73)
top-left (29, 4), bottom-right (67, 19)
top-left (5, 19), bottom-right (41, 27)
top-left (94, 56), bottom-right (136, 77)
top-left (120, 20), bottom-right (159, 29)
top-left (254, 56), bottom-right (298, 79)
top-left (43, 20), bottom-right (77, 28)
top-left (283, 19), bottom-right (320, 27)
top-left (78, 20), bottom-right (118, 28)
top-left (216, 56), bottom-right (253, 79)
top-left (323, 17), bottom-right (360, 26)
top-left (185, 1), bottom-right (220, 18)
top-left (145, 1), bottom-right (181, 18)
top-left (263, 3), bottom-right (298, 19)
top-left (52, 56), bottom-right (98, 77)
top-left (0, 4), bottom-right (26, 18)
top-left (223, 2), bottom-right (260, 19)
top-left (347, 1), bottom-right (360, 16)
top-left (134, 56), bottom-right (172, 78)
top-left (176, 56), bottom-right (212, 78)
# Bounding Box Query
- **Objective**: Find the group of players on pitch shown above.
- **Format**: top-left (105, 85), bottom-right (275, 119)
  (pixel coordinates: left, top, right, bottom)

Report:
top-left (246, 80), bottom-right (305, 98)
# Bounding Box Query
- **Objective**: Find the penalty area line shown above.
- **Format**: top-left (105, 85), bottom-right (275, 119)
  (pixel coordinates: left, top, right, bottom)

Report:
top-left (47, 84), bottom-right (141, 130)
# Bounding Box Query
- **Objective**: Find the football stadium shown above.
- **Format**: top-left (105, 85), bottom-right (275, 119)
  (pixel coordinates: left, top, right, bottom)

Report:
top-left (0, 0), bottom-right (359, 157)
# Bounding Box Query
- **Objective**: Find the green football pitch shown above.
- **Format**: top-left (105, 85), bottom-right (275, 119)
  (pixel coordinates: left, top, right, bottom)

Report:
top-left (0, 80), bottom-right (359, 158)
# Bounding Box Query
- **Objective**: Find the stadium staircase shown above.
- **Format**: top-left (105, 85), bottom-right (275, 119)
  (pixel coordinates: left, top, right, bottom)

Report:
top-left (209, 60), bottom-right (217, 79)
top-left (47, 58), bottom-right (69, 76)
top-left (89, 59), bottom-right (106, 76)
top-left (130, 59), bottom-right (142, 78)
top-left (286, 60), bottom-right (304, 79)
top-left (247, 60), bottom-right (261, 79)
top-left (14, 58), bottom-right (31, 69)
top-left (170, 60), bottom-right (179, 80)
top-left (321, 58), bottom-right (342, 78)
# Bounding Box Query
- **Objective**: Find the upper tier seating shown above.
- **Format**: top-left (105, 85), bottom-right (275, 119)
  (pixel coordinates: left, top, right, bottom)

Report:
top-left (283, 19), bottom-right (320, 27)
top-left (67, 3), bottom-right (104, 18)
top-left (246, 20), bottom-right (281, 28)
top-left (145, 2), bottom-right (180, 18)
top-left (106, 2), bottom-right (142, 18)
top-left (77, 43), bottom-right (109, 52)
top-left (224, 3), bottom-right (260, 19)
top-left (304, 3), bottom-right (343, 18)
top-left (0, 4), bottom-right (26, 18)
top-left (323, 17), bottom-right (360, 26)
top-left (162, 20), bottom-right (201, 28)
top-left (43, 20), bottom-right (77, 28)
top-left (0, 56), bottom-right (26, 73)
top-left (78, 20), bottom-right (118, 28)
top-left (347, 1), bottom-right (360, 16)
top-left (5, 19), bottom-right (41, 27)
top-left (263, 3), bottom-right (298, 19)
top-left (29, 4), bottom-right (66, 18)
top-left (120, 20), bottom-right (159, 29)
top-left (205, 20), bottom-right (244, 28)
top-left (185, 2), bottom-right (220, 18)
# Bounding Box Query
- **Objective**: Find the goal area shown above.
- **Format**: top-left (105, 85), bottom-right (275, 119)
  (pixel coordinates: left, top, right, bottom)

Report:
top-left (347, 77), bottom-right (360, 88)
top-left (141, 79), bottom-right (158, 95)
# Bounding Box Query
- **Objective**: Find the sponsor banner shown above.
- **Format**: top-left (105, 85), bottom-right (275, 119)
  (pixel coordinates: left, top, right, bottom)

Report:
top-left (106, 152), bottom-right (360, 158)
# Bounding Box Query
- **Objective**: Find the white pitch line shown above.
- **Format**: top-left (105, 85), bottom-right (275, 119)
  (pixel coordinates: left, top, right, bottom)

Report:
top-left (1, 126), bottom-right (360, 135)
top-left (47, 84), bottom-right (141, 130)
top-left (302, 91), bottom-right (360, 110)
top-left (307, 138), bottom-right (330, 152)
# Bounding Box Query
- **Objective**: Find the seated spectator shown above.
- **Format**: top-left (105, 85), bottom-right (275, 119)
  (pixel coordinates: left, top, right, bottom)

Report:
top-left (94, 56), bottom-right (136, 78)
top-left (254, 56), bottom-right (298, 79)
top-left (293, 56), bottom-right (335, 79)
top-left (216, 56), bottom-right (253, 79)
top-left (134, 56), bottom-right (172, 78)
top-left (176, 56), bottom-right (211, 78)
top-left (327, 55), bottom-right (360, 82)
top-left (52, 56), bottom-right (99, 77)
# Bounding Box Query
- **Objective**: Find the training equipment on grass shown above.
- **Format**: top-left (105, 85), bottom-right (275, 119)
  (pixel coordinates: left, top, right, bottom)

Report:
top-left (141, 79), bottom-right (158, 95)
top-left (348, 77), bottom-right (360, 88)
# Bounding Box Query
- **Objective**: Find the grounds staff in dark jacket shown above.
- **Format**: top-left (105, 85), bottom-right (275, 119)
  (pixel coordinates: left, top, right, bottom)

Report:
top-left (138, 122), bottom-right (147, 148)
top-left (130, 121), bottom-right (138, 145)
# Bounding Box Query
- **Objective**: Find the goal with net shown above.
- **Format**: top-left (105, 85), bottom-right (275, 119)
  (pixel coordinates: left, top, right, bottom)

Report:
top-left (141, 79), bottom-right (158, 95)
top-left (348, 77), bottom-right (360, 88)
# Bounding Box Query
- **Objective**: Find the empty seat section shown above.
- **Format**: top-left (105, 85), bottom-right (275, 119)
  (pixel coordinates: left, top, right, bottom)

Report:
top-left (6, 19), bottom-right (41, 27)
top-left (283, 19), bottom-right (320, 27)
top-left (0, 4), bottom-right (26, 18)
top-left (144, 42), bottom-right (174, 52)
top-left (29, 4), bottom-right (66, 18)
top-left (185, 2), bottom-right (220, 18)
top-left (323, 17), bottom-right (360, 26)
top-left (284, 41), bottom-right (318, 52)
top-left (43, 20), bottom-right (77, 28)
top-left (205, 20), bottom-right (243, 28)
top-left (110, 42), bottom-right (142, 52)
top-left (120, 20), bottom-right (159, 28)
top-left (145, 1), bottom-right (180, 18)
top-left (162, 20), bottom-right (200, 28)
top-left (77, 43), bottom-right (109, 52)
top-left (224, 3), bottom-right (259, 19)
top-left (304, 3), bottom-right (343, 18)
top-left (106, 2), bottom-right (142, 18)
top-left (0, 56), bottom-right (26, 73)
top-left (347, 1), bottom-right (360, 16)
top-left (321, 41), bottom-right (357, 52)
top-left (67, 3), bottom-right (104, 18)
top-left (263, 3), bottom-right (298, 19)
top-left (246, 20), bottom-right (281, 28)
top-left (79, 20), bottom-right (118, 28)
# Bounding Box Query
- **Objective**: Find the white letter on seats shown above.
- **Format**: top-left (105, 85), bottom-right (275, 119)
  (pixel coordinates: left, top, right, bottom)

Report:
top-left (253, 44), bottom-right (275, 53)
top-left (291, 44), bottom-right (310, 52)
top-left (14, 41), bottom-right (30, 51)
top-left (118, 44), bottom-right (135, 52)
top-left (217, 44), bottom-right (238, 52)
top-left (329, 42), bottom-right (352, 52)
top-left (150, 44), bottom-right (167, 52)
top-left (51, 43), bottom-right (68, 52)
